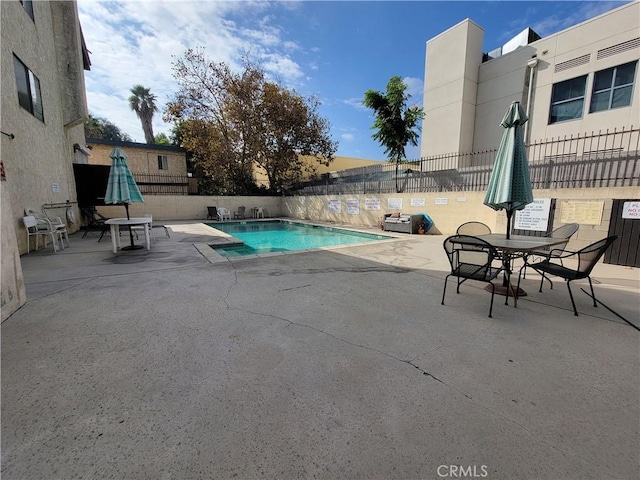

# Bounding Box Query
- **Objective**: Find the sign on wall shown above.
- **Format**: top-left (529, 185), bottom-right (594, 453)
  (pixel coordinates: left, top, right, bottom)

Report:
top-left (560, 200), bottom-right (604, 225)
top-left (410, 197), bottom-right (425, 207)
top-left (327, 199), bottom-right (341, 213)
top-left (514, 198), bottom-right (551, 231)
top-left (622, 201), bottom-right (640, 219)
top-left (388, 198), bottom-right (402, 210)
top-left (346, 198), bottom-right (360, 214)
top-left (364, 198), bottom-right (381, 210)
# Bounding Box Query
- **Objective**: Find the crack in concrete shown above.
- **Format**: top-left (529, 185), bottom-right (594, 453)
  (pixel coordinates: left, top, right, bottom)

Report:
top-left (229, 302), bottom-right (578, 463)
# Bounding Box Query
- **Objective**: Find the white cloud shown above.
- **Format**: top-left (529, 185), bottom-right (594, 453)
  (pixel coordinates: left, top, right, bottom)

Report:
top-left (343, 97), bottom-right (366, 110)
top-left (341, 133), bottom-right (355, 141)
top-left (402, 76), bottom-right (424, 99)
top-left (78, 0), bottom-right (306, 140)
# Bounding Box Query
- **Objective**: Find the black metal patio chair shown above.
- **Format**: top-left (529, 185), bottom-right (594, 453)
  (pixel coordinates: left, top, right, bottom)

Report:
top-left (517, 235), bottom-right (618, 316)
top-left (442, 235), bottom-right (504, 318)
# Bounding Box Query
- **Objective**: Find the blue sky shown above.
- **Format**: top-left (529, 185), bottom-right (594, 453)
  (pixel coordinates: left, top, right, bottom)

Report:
top-left (78, 0), bottom-right (628, 161)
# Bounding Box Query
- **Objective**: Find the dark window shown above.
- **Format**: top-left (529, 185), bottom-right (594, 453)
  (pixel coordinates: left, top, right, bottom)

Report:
top-left (20, 0), bottom-right (34, 22)
top-left (590, 61), bottom-right (637, 113)
top-left (157, 155), bottom-right (168, 170)
top-left (549, 75), bottom-right (587, 124)
top-left (13, 55), bottom-right (43, 122)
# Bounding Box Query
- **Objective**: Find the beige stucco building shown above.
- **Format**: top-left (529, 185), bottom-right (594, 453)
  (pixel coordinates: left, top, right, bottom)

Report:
top-left (1, 0), bottom-right (90, 319)
top-left (421, 0), bottom-right (640, 160)
top-left (85, 138), bottom-right (188, 177)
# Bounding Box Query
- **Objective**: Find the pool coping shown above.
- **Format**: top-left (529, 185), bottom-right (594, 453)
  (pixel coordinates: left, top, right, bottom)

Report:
top-left (194, 219), bottom-right (403, 263)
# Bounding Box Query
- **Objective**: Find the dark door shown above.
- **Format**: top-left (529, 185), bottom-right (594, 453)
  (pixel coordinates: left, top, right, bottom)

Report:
top-left (605, 199), bottom-right (640, 267)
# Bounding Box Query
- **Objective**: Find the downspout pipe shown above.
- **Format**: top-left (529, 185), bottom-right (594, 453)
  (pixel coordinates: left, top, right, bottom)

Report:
top-left (525, 57), bottom-right (539, 144)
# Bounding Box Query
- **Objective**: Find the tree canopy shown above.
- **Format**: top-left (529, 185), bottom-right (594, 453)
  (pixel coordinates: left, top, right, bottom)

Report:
top-left (84, 113), bottom-right (132, 142)
top-left (164, 49), bottom-right (336, 195)
top-left (364, 76), bottom-right (424, 192)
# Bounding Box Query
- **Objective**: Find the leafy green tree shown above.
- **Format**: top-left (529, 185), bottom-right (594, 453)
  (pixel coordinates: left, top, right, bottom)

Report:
top-left (364, 76), bottom-right (424, 192)
top-left (129, 85), bottom-right (158, 144)
top-left (164, 49), bottom-right (336, 195)
top-left (154, 133), bottom-right (170, 145)
top-left (84, 113), bottom-right (132, 142)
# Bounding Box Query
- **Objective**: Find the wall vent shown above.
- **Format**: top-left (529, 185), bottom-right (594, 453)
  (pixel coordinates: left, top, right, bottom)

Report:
top-left (597, 37), bottom-right (640, 60)
top-left (554, 54), bottom-right (590, 73)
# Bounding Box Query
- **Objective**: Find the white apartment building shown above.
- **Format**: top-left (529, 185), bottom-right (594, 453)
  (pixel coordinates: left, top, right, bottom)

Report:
top-left (421, 0), bottom-right (639, 159)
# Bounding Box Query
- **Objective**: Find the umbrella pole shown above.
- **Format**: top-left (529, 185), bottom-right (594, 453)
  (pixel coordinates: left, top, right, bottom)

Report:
top-left (506, 208), bottom-right (513, 240)
top-left (122, 203), bottom-right (143, 251)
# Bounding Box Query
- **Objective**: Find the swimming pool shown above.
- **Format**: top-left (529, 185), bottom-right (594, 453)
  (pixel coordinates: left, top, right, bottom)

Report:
top-left (207, 220), bottom-right (388, 257)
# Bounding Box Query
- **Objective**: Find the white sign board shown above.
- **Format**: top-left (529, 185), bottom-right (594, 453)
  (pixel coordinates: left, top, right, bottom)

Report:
top-left (514, 198), bottom-right (551, 231)
top-left (622, 201), bottom-right (640, 219)
top-left (434, 198), bottom-right (448, 205)
top-left (364, 198), bottom-right (381, 210)
top-left (327, 199), bottom-right (341, 213)
top-left (388, 198), bottom-right (403, 210)
top-left (346, 198), bottom-right (360, 215)
top-left (410, 197), bottom-right (425, 207)
top-left (52, 183), bottom-right (60, 193)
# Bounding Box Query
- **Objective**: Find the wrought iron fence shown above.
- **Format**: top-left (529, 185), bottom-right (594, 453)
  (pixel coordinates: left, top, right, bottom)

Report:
top-left (133, 173), bottom-right (200, 195)
top-left (295, 126), bottom-right (640, 195)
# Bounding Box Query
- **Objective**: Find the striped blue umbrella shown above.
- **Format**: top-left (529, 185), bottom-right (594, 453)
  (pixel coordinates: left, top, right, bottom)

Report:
top-left (105, 147), bottom-right (144, 220)
top-left (483, 101), bottom-right (533, 239)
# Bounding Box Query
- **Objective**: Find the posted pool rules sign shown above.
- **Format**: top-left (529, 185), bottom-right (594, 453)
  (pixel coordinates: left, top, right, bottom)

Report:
top-left (622, 201), bottom-right (640, 219)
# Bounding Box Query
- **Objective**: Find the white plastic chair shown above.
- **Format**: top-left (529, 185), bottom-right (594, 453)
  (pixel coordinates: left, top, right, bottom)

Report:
top-left (25, 208), bottom-right (69, 248)
top-left (131, 214), bottom-right (155, 242)
top-left (23, 215), bottom-right (62, 253)
top-left (218, 207), bottom-right (231, 221)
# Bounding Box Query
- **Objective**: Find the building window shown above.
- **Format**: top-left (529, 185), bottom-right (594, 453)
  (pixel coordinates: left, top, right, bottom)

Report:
top-left (549, 75), bottom-right (587, 124)
top-left (20, 0), bottom-right (34, 22)
top-left (589, 61), bottom-right (637, 113)
top-left (157, 155), bottom-right (168, 170)
top-left (13, 55), bottom-right (44, 122)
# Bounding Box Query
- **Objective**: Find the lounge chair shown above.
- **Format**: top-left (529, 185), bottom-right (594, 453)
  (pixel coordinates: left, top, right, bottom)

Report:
top-left (207, 206), bottom-right (218, 220)
top-left (80, 207), bottom-right (110, 241)
top-left (234, 206), bottom-right (246, 219)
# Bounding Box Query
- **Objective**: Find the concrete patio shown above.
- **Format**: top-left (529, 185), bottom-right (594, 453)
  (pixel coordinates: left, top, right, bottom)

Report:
top-left (2, 220), bottom-right (639, 479)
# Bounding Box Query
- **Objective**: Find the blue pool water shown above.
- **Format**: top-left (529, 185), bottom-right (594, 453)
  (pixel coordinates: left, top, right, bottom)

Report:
top-left (207, 220), bottom-right (387, 257)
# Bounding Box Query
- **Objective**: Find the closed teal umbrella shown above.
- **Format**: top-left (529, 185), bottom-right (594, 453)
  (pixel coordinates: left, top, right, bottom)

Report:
top-left (483, 101), bottom-right (533, 239)
top-left (105, 147), bottom-right (144, 249)
top-left (105, 147), bottom-right (144, 219)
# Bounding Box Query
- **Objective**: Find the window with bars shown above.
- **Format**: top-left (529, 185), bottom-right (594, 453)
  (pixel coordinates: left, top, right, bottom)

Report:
top-left (157, 155), bottom-right (168, 170)
top-left (13, 55), bottom-right (43, 122)
top-left (589, 61), bottom-right (637, 113)
top-left (549, 75), bottom-right (587, 124)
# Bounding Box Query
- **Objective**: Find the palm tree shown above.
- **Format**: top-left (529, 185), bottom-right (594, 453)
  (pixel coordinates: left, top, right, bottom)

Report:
top-left (364, 76), bottom-right (424, 192)
top-left (128, 85), bottom-right (157, 144)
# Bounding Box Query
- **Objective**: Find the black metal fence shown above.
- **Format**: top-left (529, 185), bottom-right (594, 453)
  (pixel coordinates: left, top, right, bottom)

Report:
top-left (295, 126), bottom-right (640, 195)
top-left (133, 173), bottom-right (199, 195)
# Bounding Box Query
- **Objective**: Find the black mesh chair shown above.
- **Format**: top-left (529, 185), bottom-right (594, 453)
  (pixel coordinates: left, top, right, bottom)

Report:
top-left (442, 235), bottom-right (504, 318)
top-left (80, 207), bottom-right (110, 241)
top-left (522, 223), bottom-right (579, 282)
top-left (456, 221), bottom-right (492, 235)
top-left (206, 206), bottom-right (218, 220)
top-left (517, 235), bottom-right (618, 316)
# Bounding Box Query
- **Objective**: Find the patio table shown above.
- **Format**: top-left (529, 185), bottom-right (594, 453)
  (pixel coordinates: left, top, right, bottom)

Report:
top-left (453, 234), bottom-right (568, 303)
top-left (105, 217), bottom-right (152, 253)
